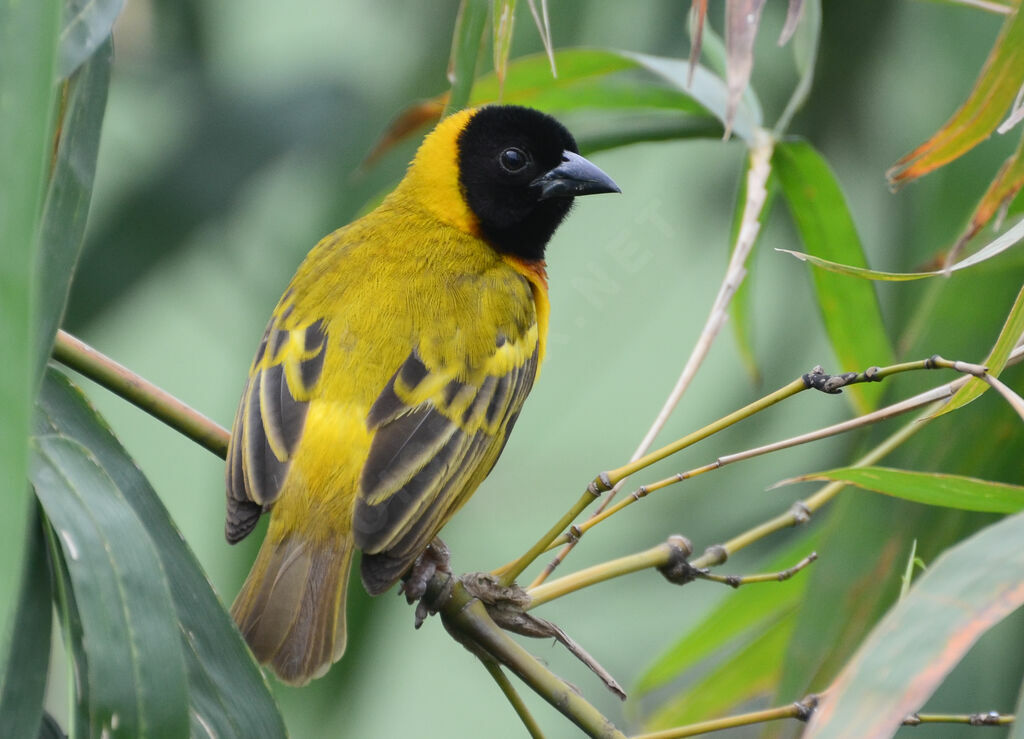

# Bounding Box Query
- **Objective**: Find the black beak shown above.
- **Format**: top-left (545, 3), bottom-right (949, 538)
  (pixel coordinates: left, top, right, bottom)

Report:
top-left (532, 151), bottom-right (621, 200)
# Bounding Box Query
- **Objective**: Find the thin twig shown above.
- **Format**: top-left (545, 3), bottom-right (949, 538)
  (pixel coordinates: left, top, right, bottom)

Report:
top-left (696, 552), bottom-right (818, 588)
top-left (52, 330), bottom-right (230, 458)
top-left (630, 695), bottom-right (818, 739)
top-left (480, 659), bottom-right (547, 739)
top-left (531, 134), bottom-right (775, 587)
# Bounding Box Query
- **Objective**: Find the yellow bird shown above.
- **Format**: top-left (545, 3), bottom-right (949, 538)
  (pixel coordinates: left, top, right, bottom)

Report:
top-left (225, 105), bottom-right (619, 685)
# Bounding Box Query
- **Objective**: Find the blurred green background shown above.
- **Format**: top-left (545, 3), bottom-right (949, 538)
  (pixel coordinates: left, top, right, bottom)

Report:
top-left (49, 0), bottom-right (1022, 736)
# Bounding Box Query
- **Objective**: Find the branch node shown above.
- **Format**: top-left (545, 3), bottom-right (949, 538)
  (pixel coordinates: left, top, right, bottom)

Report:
top-left (657, 536), bottom-right (698, 585)
top-left (904, 713), bottom-right (922, 726)
top-left (864, 366), bottom-right (882, 382)
top-left (789, 500), bottom-right (812, 525)
top-left (589, 472), bottom-right (613, 496)
top-left (702, 544), bottom-right (729, 566)
top-left (926, 354), bottom-right (942, 369)
top-left (969, 711), bottom-right (1002, 726)
top-left (794, 694), bottom-right (819, 722)
top-left (632, 486), bottom-right (648, 501)
top-left (566, 525), bottom-right (582, 544)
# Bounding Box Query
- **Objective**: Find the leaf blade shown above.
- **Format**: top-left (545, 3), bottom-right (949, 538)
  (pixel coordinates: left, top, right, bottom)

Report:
top-left (805, 511), bottom-right (1024, 737)
top-left (773, 140), bottom-right (895, 413)
top-left (782, 466), bottom-right (1024, 513)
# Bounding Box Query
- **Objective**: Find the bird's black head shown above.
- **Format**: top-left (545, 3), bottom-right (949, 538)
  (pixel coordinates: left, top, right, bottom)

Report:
top-left (456, 106), bottom-right (619, 262)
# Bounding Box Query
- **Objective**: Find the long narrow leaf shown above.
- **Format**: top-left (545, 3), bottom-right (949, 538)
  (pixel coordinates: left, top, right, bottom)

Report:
top-left (634, 533), bottom-right (816, 697)
top-left (887, 5), bottom-right (1024, 186)
top-left (30, 434), bottom-right (191, 738)
top-left (805, 511), bottom-right (1024, 737)
top-left (936, 282), bottom-right (1024, 416)
top-left (446, 0), bottom-right (489, 114)
top-left (36, 370), bottom-right (285, 738)
top-left (34, 39), bottom-right (112, 389)
top-left (0, 0), bottom-right (60, 692)
top-left (781, 466), bottom-right (1024, 513)
top-left (0, 507), bottom-right (52, 739)
top-left (774, 140), bottom-right (895, 413)
top-left (58, 0), bottom-right (123, 79)
top-left (776, 214), bottom-right (1024, 280)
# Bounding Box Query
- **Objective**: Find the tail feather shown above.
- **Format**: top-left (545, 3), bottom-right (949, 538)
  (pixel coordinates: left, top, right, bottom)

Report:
top-left (231, 532), bottom-right (353, 686)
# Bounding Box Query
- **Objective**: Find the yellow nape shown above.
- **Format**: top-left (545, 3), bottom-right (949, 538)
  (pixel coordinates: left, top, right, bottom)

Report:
top-left (397, 108), bottom-right (481, 238)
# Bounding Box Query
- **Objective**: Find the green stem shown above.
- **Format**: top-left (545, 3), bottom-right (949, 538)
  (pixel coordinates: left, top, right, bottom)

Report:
top-left (52, 330), bottom-right (230, 459)
top-left (481, 659), bottom-right (546, 739)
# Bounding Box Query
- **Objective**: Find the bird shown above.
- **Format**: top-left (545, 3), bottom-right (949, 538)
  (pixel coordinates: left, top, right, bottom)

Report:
top-left (224, 104), bottom-right (619, 685)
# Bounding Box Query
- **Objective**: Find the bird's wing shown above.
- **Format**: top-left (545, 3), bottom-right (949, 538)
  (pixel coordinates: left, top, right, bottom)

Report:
top-left (225, 308), bottom-right (327, 543)
top-left (355, 326), bottom-right (539, 594)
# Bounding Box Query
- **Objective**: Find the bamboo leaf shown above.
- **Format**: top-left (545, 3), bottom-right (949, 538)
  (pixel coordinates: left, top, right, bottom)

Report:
top-left (35, 370), bottom-right (285, 738)
top-left (887, 5), bottom-right (1024, 186)
top-left (774, 0), bottom-right (820, 136)
top-left (58, 0), bottom-right (123, 79)
top-left (446, 0), bottom-right (490, 114)
top-left (30, 434), bottom-right (191, 738)
top-left (936, 282), bottom-right (1024, 416)
top-left (634, 534), bottom-right (816, 697)
top-left (0, 508), bottom-right (52, 739)
top-left (643, 611), bottom-right (796, 731)
top-left (955, 129), bottom-right (1024, 248)
top-left (773, 140), bottom-right (895, 413)
top-left (492, 0), bottom-right (516, 95)
top-left (805, 511), bottom-right (1024, 737)
top-left (34, 39), bottom-right (112, 388)
top-left (723, 0), bottom-right (767, 139)
top-left (782, 466), bottom-right (1024, 513)
top-left (0, 0), bottom-right (60, 698)
top-left (776, 214), bottom-right (1024, 280)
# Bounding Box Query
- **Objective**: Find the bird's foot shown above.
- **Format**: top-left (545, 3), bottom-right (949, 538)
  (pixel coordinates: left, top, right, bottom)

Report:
top-left (400, 538), bottom-right (452, 628)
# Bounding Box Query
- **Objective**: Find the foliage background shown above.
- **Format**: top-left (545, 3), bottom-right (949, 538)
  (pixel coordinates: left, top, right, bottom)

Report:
top-left (9, 0), bottom-right (1022, 737)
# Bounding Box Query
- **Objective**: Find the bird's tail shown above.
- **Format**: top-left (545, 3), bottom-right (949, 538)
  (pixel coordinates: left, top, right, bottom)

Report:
top-left (231, 529), bottom-right (353, 686)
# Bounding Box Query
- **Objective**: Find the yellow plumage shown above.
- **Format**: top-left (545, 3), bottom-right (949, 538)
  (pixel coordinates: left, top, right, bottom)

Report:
top-left (224, 105), bottom-right (615, 685)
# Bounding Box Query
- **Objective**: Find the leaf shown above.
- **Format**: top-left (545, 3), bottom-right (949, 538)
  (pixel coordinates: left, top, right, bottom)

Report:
top-left (0, 0), bottom-right (60, 694)
top-left (446, 0), bottom-right (490, 114)
top-left (887, 6), bottom-right (1024, 187)
top-left (643, 611), bottom-right (796, 731)
top-left (34, 39), bottom-right (112, 389)
top-left (0, 508), bottom-right (52, 739)
top-left (782, 466), bottom-right (1024, 513)
top-left (35, 370), bottom-right (285, 738)
top-left (369, 47), bottom-right (759, 163)
top-left (805, 511), bottom-right (1024, 738)
top-left (776, 214), bottom-right (1024, 280)
top-left (634, 533), bottom-right (816, 696)
top-left (936, 281), bottom-right (1024, 416)
top-left (955, 128), bottom-right (1024, 249)
top-left (30, 434), bottom-right (191, 738)
top-left (724, 0), bottom-right (767, 139)
top-left (525, 0), bottom-right (555, 77)
top-left (774, 0), bottom-right (820, 136)
top-left (58, 0), bottom-right (123, 80)
top-left (779, 0), bottom-right (806, 46)
top-left (492, 0), bottom-right (517, 95)
top-left (773, 139), bottom-right (895, 413)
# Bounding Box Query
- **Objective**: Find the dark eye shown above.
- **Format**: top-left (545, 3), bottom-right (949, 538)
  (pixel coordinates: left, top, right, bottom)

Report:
top-left (499, 147), bottom-right (528, 173)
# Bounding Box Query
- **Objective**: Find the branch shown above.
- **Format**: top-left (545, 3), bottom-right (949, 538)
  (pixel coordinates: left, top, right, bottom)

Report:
top-left (480, 659), bottom-right (546, 739)
top-left (52, 330), bottom-right (230, 458)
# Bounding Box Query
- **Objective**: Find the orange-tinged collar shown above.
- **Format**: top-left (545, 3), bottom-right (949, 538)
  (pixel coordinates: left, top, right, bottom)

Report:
top-left (503, 256), bottom-right (549, 368)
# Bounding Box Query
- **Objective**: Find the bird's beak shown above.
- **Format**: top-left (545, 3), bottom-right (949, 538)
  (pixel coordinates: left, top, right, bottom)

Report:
top-left (532, 151), bottom-right (621, 200)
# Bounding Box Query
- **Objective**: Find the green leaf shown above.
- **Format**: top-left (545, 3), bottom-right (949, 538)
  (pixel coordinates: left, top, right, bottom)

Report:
top-left (782, 466), bottom-right (1024, 513)
top-left (805, 511), bottom-right (1024, 737)
top-left (644, 611), bottom-right (797, 731)
top-left (937, 282), bottom-right (1024, 417)
top-left (492, 0), bottom-right (516, 94)
top-left (0, 0), bottom-right (60, 702)
top-left (57, 0), bottom-right (123, 79)
top-left (634, 533), bottom-right (815, 697)
top-left (773, 139), bottom-right (895, 413)
top-left (36, 370), bottom-right (285, 738)
top-left (887, 4), bottom-right (1024, 186)
top-left (775, 214), bottom-right (1024, 280)
top-left (446, 0), bottom-right (489, 114)
top-left (34, 39), bottom-right (112, 388)
top-left (0, 507), bottom-right (52, 739)
top-left (30, 434), bottom-right (190, 737)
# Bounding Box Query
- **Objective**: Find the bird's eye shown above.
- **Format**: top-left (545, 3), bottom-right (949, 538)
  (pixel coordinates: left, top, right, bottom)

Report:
top-left (499, 147), bottom-right (528, 173)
